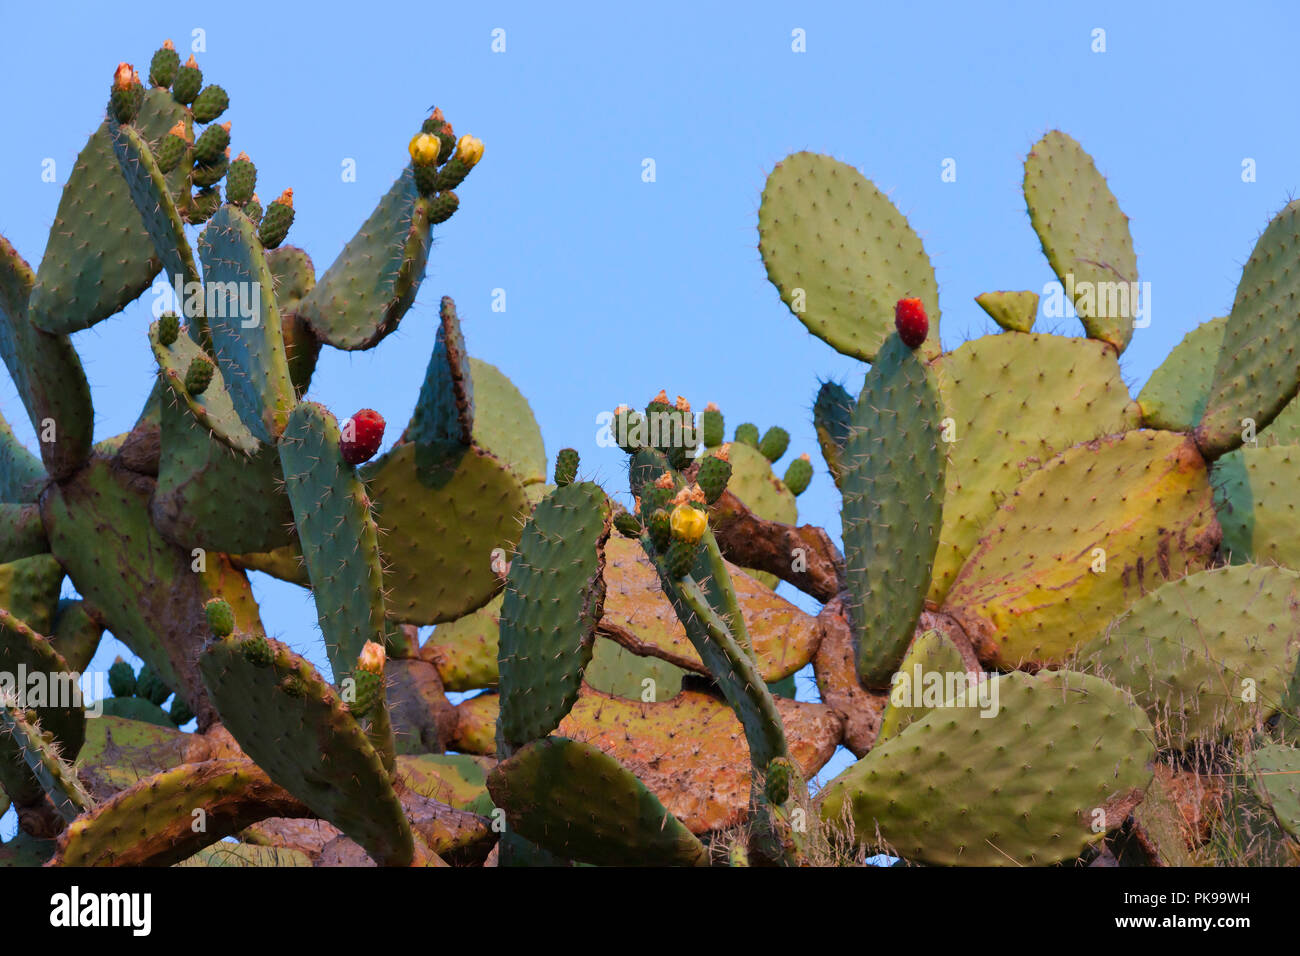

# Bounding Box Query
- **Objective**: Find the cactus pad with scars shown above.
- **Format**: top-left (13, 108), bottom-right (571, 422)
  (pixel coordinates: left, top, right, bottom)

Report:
top-left (199, 635), bottom-right (413, 865)
top-left (362, 442), bottom-right (527, 625)
top-left (277, 402), bottom-right (385, 683)
top-left (0, 237), bottom-right (94, 480)
top-left (820, 670), bottom-right (1155, 866)
top-left (497, 482), bottom-right (610, 748)
top-left (1137, 315), bottom-right (1228, 432)
top-left (1196, 200), bottom-right (1300, 458)
top-left (150, 318), bottom-right (261, 456)
top-left (296, 165), bottom-right (433, 350)
top-left (1023, 131), bottom-right (1139, 352)
top-left (1078, 565), bottom-right (1300, 748)
top-left (928, 332), bottom-right (1139, 603)
top-left (198, 205), bottom-right (297, 442)
top-left (758, 151), bottom-right (941, 362)
top-left (1213, 444), bottom-right (1300, 567)
top-left (941, 430), bottom-right (1220, 669)
top-left (488, 736), bottom-right (707, 866)
top-left (841, 336), bottom-right (947, 685)
top-left (29, 88), bottom-right (191, 335)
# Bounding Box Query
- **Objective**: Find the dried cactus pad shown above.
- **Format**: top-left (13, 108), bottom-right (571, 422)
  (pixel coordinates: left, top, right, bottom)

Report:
top-left (759, 151), bottom-right (941, 362)
top-left (820, 670), bottom-right (1155, 866)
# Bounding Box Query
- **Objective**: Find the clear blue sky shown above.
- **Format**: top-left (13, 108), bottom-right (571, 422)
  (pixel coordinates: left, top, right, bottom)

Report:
top-left (2, 2), bottom-right (1298, 832)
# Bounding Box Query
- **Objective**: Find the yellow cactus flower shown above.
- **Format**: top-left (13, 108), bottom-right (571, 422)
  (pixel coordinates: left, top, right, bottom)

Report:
top-left (670, 503), bottom-right (708, 544)
top-left (455, 134), bottom-right (484, 167)
top-left (409, 132), bottom-right (441, 166)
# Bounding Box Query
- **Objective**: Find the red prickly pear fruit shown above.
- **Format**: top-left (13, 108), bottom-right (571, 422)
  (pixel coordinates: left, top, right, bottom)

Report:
top-left (894, 298), bottom-right (928, 349)
top-left (339, 409), bottom-right (386, 465)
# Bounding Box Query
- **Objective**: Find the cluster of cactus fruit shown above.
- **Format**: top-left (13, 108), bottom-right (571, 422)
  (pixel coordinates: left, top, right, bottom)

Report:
top-left (1, 45), bottom-right (1299, 867)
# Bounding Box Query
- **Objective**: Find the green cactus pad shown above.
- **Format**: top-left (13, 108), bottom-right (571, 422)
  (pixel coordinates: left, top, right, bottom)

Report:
top-left (406, 296), bottom-right (474, 456)
top-left (1023, 131), bottom-right (1139, 352)
top-left (1195, 201), bottom-right (1300, 458)
top-left (198, 638), bottom-right (412, 865)
top-left (1248, 743), bottom-right (1300, 839)
top-left (0, 832), bottom-right (55, 867)
top-left (488, 736), bottom-right (707, 866)
top-left (498, 481), bottom-right (610, 748)
top-left (1213, 444), bottom-right (1300, 566)
top-left (107, 118), bottom-right (201, 297)
top-left (1078, 565), bottom-right (1300, 748)
top-left (928, 333), bottom-right (1140, 603)
top-left (149, 317), bottom-right (261, 456)
top-left (820, 670), bottom-right (1155, 866)
top-left (841, 336), bottom-right (946, 685)
top-left (277, 402), bottom-right (386, 683)
top-left (558, 686), bottom-right (841, 833)
top-left (49, 600), bottom-right (103, 675)
top-left (53, 758), bottom-right (307, 867)
top-left (1137, 315), bottom-right (1228, 432)
top-left (0, 236), bottom-right (94, 480)
top-left (942, 431), bottom-right (1219, 669)
top-left (99, 696), bottom-right (173, 726)
top-left (467, 358), bottom-right (546, 485)
top-left (717, 442), bottom-right (796, 524)
top-left (362, 442), bottom-right (528, 625)
top-left (197, 205), bottom-right (297, 442)
top-left (974, 290), bottom-right (1038, 333)
top-left (296, 165), bottom-right (433, 350)
top-left (583, 638), bottom-right (686, 701)
top-left (758, 151), bottom-right (941, 362)
top-left (264, 246), bottom-right (319, 395)
top-left (0, 408), bottom-right (46, 503)
top-left (75, 715), bottom-right (192, 795)
top-left (152, 396), bottom-right (293, 554)
top-left (0, 700), bottom-right (92, 821)
top-left (424, 594), bottom-right (502, 691)
top-left (29, 88), bottom-right (191, 335)
top-left (0, 504), bottom-right (47, 563)
top-left (0, 605), bottom-right (85, 761)
top-left (41, 456), bottom-right (264, 728)
top-left (398, 752), bottom-right (495, 813)
top-left (0, 554), bottom-right (65, 638)
top-left (876, 629), bottom-right (968, 744)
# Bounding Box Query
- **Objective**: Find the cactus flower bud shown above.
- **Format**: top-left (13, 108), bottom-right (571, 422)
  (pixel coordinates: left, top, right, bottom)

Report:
top-left (454, 134), bottom-right (484, 167)
top-left (358, 640), bottom-right (386, 674)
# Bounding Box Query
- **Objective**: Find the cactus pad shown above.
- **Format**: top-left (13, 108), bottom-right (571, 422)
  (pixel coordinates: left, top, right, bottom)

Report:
top-left (1137, 315), bottom-right (1228, 432)
top-left (974, 290), bottom-right (1038, 333)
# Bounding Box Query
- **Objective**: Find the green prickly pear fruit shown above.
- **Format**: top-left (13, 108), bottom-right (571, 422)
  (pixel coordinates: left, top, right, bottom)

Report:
top-left (426, 190), bottom-right (459, 224)
top-left (191, 148), bottom-right (230, 187)
top-left (554, 448), bottom-right (580, 486)
top-left (172, 54), bottom-right (202, 105)
top-left (701, 403), bottom-right (724, 448)
top-left (351, 641), bottom-right (385, 718)
top-left (157, 311), bottom-right (180, 346)
top-left (241, 634), bottom-right (274, 669)
top-left (136, 663), bottom-right (171, 706)
top-left (758, 426), bottom-right (789, 462)
top-left (109, 62), bottom-right (144, 124)
top-left (107, 658), bottom-right (137, 698)
top-left (154, 120), bottom-right (189, 174)
top-left (189, 185), bottom-right (221, 224)
top-left (168, 697), bottom-right (195, 727)
top-left (434, 135), bottom-right (484, 190)
top-left (613, 406), bottom-right (644, 454)
top-left (614, 511), bottom-right (642, 538)
top-left (193, 121), bottom-right (231, 165)
top-left (764, 756), bottom-right (793, 805)
top-left (191, 83), bottom-right (229, 123)
top-left (204, 597), bottom-right (235, 637)
top-left (244, 193), bottom-right (263, 225)
top-left (258, 188), bottom-right (295, 249)
top-left (666, 539), bottom-right (697, 579)
top-left (148, 39), bottom-right (179, 88)
top-left (185, 356), bottom-right (215, 395)
top-left (696, 453), bottom-right (732, 504)
top-left (734, 423), bottom-right (759, 448)
top-left (648, 509), bottom-right (672, 552)
top-left (783, 453), bottom-right (813, 496)
top-left (226, 152), bottom-right (257, 204)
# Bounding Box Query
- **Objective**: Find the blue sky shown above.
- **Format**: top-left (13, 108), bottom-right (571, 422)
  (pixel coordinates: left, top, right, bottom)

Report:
top-left (2, 2), bottom-right (1299, 833)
